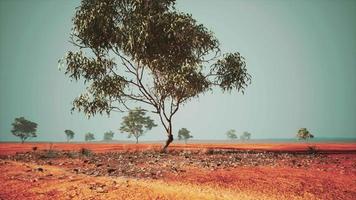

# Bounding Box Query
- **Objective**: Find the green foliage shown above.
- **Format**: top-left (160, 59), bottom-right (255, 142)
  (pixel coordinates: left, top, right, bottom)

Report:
top-left (297, 128), bottom-right (314, 140)
top-left (64, 129), bottom-right (75, 142)
top-left (226, 129), bottom-right (237, 140)
top-left (60, 0), bottom-right (251, 149)
top-left (177, 128), bottom-right (193, 144)
top-left (103, 131), bottom-right (115, 140)
top-left (240, 131), bottom-right (251, 140)
top-left (212, 53), bottom-right (250, 93)
top-left (120, 108), bottom-right (156, 143)
top-left (11, 117), bottom-right (38, 144)
top-left (85, 132), bottom-right (95, 141)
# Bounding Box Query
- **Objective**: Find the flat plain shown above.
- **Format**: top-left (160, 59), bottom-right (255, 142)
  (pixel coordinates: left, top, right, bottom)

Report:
top-left (0, 142), bottom-right (355, 200)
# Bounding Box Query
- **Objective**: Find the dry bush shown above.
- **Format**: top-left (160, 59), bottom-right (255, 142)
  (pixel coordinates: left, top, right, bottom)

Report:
top-left (79, 148), bottom-right (93, 157)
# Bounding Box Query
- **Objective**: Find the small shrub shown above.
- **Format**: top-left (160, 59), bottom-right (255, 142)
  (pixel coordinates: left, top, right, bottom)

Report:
top-left (79, 148), bottom-right (93, 156)
top-left (307, 145), bottom-right (318, 154)
top-left (40, 150), bottom-right (59, 159)
top-left (65, 151), bottom-right (79, 158)
top-left (32, 146), bottom-right (38, 151)
top-left (200, 148), bottom-right (214, 155)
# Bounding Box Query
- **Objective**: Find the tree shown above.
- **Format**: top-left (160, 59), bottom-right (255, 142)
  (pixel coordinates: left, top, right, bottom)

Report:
top-left (85, 132), bottom-right (95, 142)
top-left (177, 128), bottom-right (193, 144)
top-left (120, 108), bottom-right (156, 144)
top-left (11, 117), bottom-right (38, 144)
top-left (226, 129), bottom-right (238, 140)
top-left (64, 129), bottom-right (75, 142)
top-left (296, 128), bottom-right (314, 141)
top-left (60, 0), bottom-right (251, 151)
top-left (103, 131), bottom-right (115, 141)
top-left (240, 131), bottom-right (251, 140)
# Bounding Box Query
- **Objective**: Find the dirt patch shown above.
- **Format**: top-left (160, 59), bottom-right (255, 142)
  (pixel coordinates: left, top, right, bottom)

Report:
top-left (0, 160), bottom-right (276, 200)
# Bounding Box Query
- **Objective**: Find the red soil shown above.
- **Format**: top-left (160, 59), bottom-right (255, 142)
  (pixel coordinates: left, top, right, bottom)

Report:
top-left (0, 142), bottom-right (355, 199)
top-left (0, 142), bottom-right (355, 155)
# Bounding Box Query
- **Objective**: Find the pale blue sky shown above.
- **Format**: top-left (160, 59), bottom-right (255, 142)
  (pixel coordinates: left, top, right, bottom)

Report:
top-left (0, 0), bottom-right (355, 142)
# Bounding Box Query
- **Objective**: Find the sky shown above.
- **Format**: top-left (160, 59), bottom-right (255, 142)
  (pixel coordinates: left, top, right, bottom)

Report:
top-left (0, 0), bottom-right (355, 142)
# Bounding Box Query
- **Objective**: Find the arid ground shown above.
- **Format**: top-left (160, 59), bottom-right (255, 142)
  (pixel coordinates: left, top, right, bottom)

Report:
top-left (0, 142), bottom-right (355, 200)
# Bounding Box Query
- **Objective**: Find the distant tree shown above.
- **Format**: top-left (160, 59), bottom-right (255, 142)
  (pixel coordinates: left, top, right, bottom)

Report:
top-left (11, 117), bottom-right (38, 144)
top-left (226, 129), bottom-right (238, 140)
top-left (177, 128), bottom-right (193, 144)
top-left (103, 131), bottom-right (115, 141)
top-left (60, 0), bottom-right (251, 151)
top-left (120, 108), bottom-right (156, 144)
top-left (85, 132), bottom-right (95, 142)
top-left (240, 131), bottom-right (251, 140)
top-left (297, 128), bottom-right (314, 141)
top-left (64, 129), bottom-right (75, 142)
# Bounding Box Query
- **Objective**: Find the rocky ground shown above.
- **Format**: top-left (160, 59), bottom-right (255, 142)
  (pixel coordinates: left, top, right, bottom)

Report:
top-left (1, 145), bottom-right (355, 200)
top-left (4, 148), bottom-right (355, 179)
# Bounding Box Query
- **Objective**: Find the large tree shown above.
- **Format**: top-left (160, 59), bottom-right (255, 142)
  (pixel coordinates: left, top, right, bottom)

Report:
top-left (120, 108), bottom-right (156, 144)
top-left (60, 0), bottom-right (251, 151)
top-left (11, 117), bottom-right (38, 144)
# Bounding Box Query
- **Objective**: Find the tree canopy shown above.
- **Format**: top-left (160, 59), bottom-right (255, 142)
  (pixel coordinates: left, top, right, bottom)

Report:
top-left (85, 132), bottom-right (95, 141)
top-left (120, 108), bottom-right (156, 143)
top-left (240, 131), bottom-right (251, 140)
top-left (11, 117), bottom-right (38, 144)
top-left (296, 128), bottom-right (314, 140)
top-left (177, 128), bottom-right (193, 144)
top-left (60, 0), bottom-right (251, 150)
top-left (64, 129), bottom-right (75, 142)
top-left (103, 131), bottom-right (115, 141)
top-left (226, 129), bottom-right (238, 140)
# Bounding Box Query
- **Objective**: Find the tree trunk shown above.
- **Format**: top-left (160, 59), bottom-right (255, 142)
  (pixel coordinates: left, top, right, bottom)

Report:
top-left (21, 139), bottom-right (24, 144)
top-left (162, 122), bottom-right (173, 152)
top-left (136, 137), bottom-right (139, 144)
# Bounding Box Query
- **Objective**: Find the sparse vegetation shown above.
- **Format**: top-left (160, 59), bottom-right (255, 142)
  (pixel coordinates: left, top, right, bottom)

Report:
top-left (85, 133), bottom-right (95, 142)
top-left (11, 117), bottom-right (38, 144)
top-left (297, 128), bottom-right (314, 141)
top-left (177, 128), bottom-right (193, 144)
top-left (60, 0), bottom-right (251, 150)
top-left (39, 144), bottom-right (59, 159)
top-left (120, 108), bottom-right (157, 144)
top-left (103, 131), bottom-right (115, 141)
top-left (226, 129), bottom-right (238, 140)
top-left (64, 129), bottom-right (75, 142)
top-left (1, 143), bottom-right (355, 200)
top-left (307, 145), bottom-right (318, 154)
top-left (79, 148), bottom-right (93, 157)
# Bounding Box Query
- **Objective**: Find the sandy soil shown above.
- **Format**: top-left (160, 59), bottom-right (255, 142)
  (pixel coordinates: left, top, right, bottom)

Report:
top-left (0, 143), bottom-right (355, 200)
